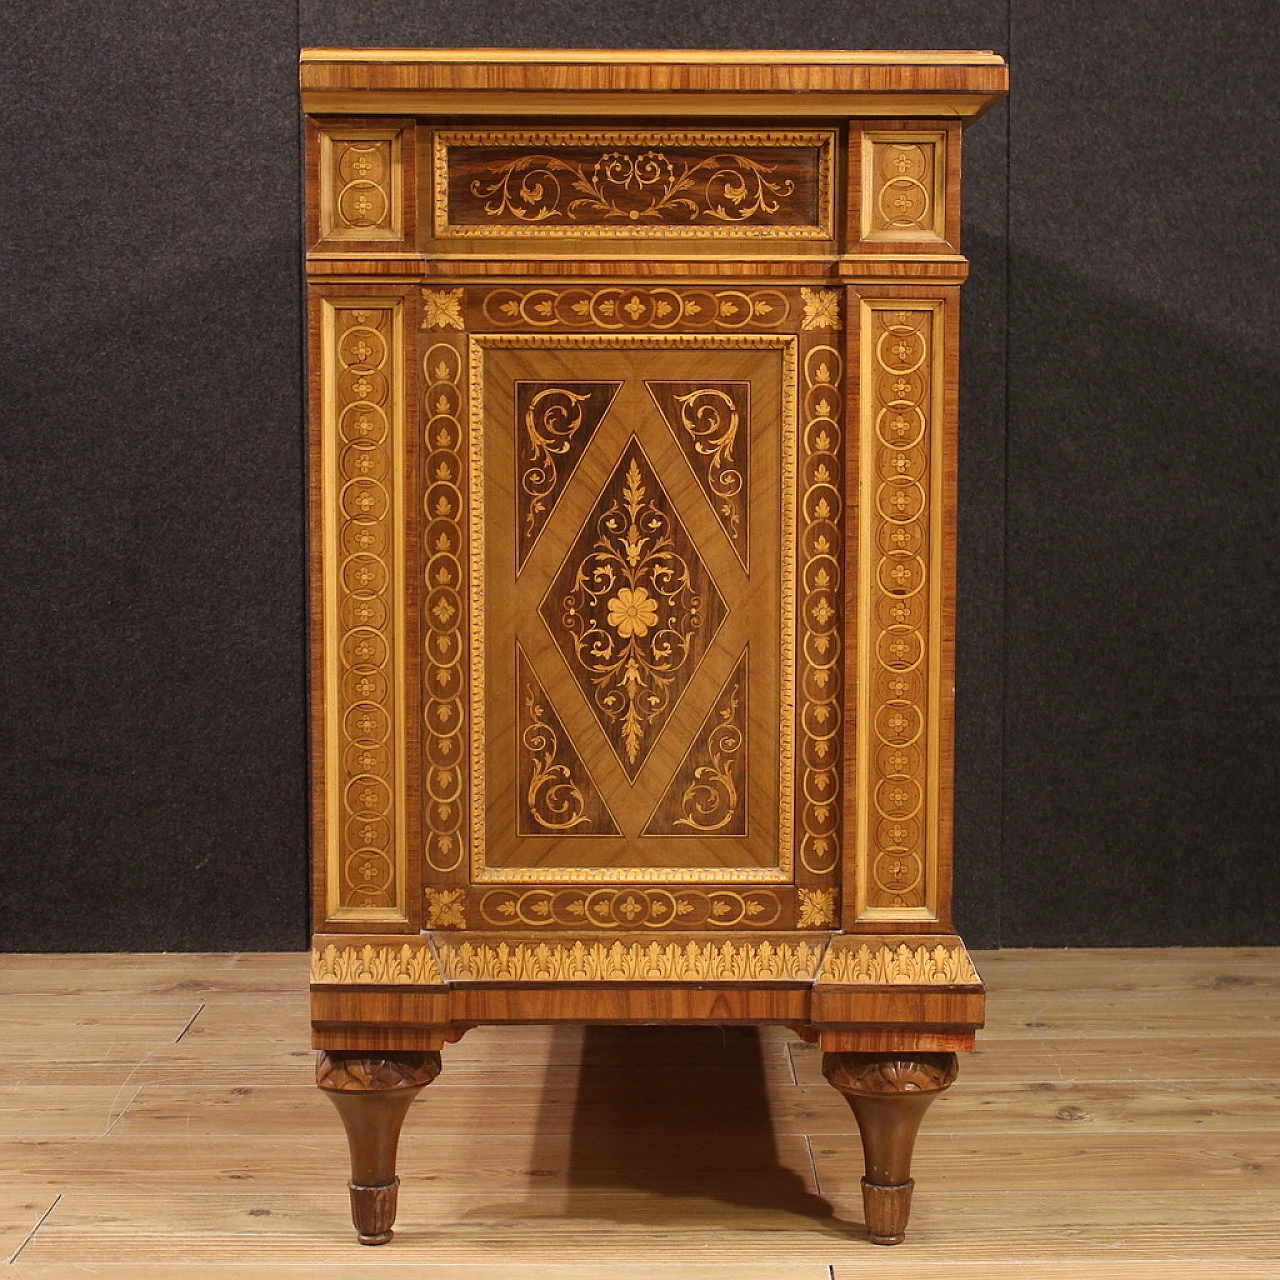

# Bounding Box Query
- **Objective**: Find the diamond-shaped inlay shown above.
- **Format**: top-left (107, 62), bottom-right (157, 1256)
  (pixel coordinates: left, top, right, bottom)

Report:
top-left (540, 437), bottom-right (728, 780)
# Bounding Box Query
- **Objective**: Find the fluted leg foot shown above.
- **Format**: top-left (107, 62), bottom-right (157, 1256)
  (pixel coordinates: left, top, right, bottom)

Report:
top-left (822, 1051), bottom-right (958, 1245)
top-left (317, 1051), bottom-right (442, 1245)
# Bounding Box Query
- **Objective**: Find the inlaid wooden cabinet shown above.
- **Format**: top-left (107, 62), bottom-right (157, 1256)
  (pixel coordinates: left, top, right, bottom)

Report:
top-left (302, 48), bottom-right (1008, 1247)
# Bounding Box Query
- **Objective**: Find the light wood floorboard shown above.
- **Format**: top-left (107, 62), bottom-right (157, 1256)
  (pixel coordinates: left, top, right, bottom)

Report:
top-left (0, 948), bottom-right (1277, 1273)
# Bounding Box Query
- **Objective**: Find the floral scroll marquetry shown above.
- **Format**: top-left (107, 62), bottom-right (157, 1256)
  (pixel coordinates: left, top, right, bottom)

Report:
top-left (646, 381), bottom-right (750, 565)
top-left (436, 130), bottom-right (834, 238)
top-left (860, 131), bottom-right (948, 244)
top-left (517, 644), bottom-right (620, 836)
top-left (516, 381), bottom-right (621, 570)
top-left (324, 302), bottom-right (406, 921)
top-left (539, 439), bottom-right (728, 781)
top-left (436, 938), bottom-right (824, 983)
top-left (477, 886), bottom-right (784, 929)
top-left (644, 649), bottom-right (748, 836)
top-left (857, 303), bottom-right (941, 918)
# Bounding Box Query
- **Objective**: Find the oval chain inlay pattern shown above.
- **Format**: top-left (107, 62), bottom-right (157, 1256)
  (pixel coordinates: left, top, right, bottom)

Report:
top-left (867, 307), bottom-right (934, 909)
top-left (421, 339), bottom-right (468, 875)
top-left (478, 887), bottom-right (783, 930)
top-left (798, 342), bottom-right (844, 877)
top-left (335, 308), bottom-right (398, 909)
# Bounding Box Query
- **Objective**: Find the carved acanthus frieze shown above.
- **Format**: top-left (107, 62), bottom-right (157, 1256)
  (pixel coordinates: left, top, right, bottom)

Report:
top-left (819, 942), bottom-right (978, 986)
top-left (436, 938), bottom-right (824, 982)
top-left (311, 943), bottom-right (442, 986)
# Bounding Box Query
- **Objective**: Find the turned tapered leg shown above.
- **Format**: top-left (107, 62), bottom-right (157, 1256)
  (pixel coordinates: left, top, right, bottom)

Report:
top-left (316, 1051), bottom-right (442, 1245)
top-left (823, 1052), bottom-right (959, 1245)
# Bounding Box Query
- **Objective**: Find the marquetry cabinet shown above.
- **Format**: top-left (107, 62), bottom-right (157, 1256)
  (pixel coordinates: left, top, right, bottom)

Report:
top-left (303, 48), bottom-right (1007, 1247)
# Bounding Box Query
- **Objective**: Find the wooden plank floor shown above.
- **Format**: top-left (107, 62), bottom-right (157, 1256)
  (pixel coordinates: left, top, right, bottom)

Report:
top-left (1, 948), bottom-right (1277, 1278)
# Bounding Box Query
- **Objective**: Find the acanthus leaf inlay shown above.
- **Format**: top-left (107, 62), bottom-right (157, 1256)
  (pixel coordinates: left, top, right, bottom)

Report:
top-left (644, 648), bottom-right (748, 836)
top-left (646, 380), bottom-right (750, 565)
top-left (516, 381), bottom-right (621, 570)
top-left (517, 644), bottom-right (620, 835)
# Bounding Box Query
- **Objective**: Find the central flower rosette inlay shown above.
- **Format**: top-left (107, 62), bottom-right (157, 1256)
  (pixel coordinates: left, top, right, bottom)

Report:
top-left (540, 441), bottom-right (727, 780)
top-left (606, 586), bottom-right (659, 638)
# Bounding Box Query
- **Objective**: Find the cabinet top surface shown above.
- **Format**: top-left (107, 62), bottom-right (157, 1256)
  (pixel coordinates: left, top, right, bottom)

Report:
top-left (302, 48), bottom-right (1005, 65)
top-left (300, 48), bottom-right (1008, 120)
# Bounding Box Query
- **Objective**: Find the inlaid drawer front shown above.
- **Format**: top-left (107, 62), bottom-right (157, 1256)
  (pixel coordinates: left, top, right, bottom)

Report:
top-left (433, 130), bottom-right (836, 239)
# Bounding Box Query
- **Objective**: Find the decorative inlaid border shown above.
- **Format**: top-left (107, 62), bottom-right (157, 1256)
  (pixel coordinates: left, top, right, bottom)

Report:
top-left (434, 130), bottom-right (835, 239)
top-left (321, 299), bottom-right (408, 922)
top-left (476, 886), bottom-right (783, 929)
top-left (312, 942), bottom-right (442, 986)
top-left (436, 938), bottom-right (824, 982)
top-left (817, 941), bottom-right (978, 986)
top-left (420, 336), bottom-right (468, 880)
top-left (859, 131), bottom-right (948, 243)
top-left (797, 336), bottom-right (845, 883)
top-left (855, 301), bottom-right (945, 921)
top-left (318, 125), bottom-right (406, 242)
top-left (480, 286), bottom-right (792, 332)
top-left (310, 937), bottom-right (976, 987)
top-left (467, 332), bottom-right (797, 884)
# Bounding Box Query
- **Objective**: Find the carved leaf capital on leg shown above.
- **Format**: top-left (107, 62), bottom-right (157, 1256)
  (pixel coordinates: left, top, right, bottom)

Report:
top-left (316, 1051), bottom-right (443, 1245)
top-left (822, 1051), bottom-right (959, 1245)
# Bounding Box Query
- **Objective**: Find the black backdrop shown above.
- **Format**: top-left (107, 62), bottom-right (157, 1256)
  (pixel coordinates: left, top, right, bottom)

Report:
top-left (2, 2), bottom-right (1275, 952)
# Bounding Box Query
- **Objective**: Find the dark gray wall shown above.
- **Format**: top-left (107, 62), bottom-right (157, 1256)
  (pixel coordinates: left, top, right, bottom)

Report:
top-left (1, 2), bottom-right (1274, 951)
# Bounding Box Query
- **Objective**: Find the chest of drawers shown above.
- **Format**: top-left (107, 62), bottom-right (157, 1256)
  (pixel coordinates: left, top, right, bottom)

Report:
top-left (303, 46), bottom-right (1007, 1246)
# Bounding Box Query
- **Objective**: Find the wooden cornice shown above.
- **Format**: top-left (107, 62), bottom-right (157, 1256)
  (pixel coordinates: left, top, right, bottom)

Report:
top-left (300, 48), bottom-right (1009, 121)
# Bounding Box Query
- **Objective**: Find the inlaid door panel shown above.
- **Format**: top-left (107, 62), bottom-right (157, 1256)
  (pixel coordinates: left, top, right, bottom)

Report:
top-left (469, 337), bottom-right (797, 883)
